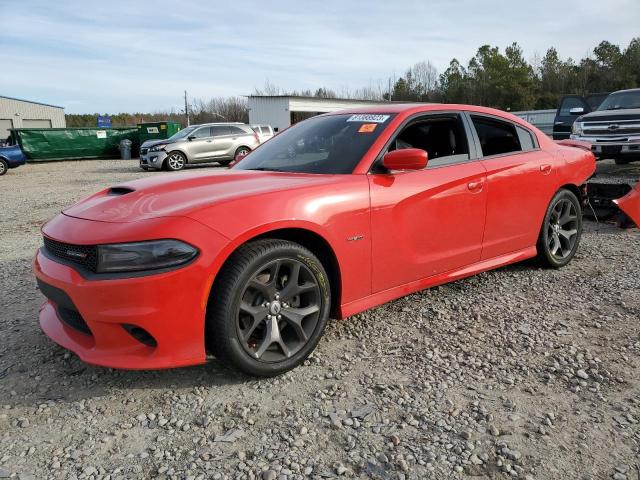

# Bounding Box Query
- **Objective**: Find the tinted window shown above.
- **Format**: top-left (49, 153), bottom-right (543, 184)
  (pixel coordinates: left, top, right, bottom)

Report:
top-left (211, 126), bottom-right (231, 136)
top-left (388, 115), bottom-right (470, 167)
top-left (559, 97), bottom-right (587, 115)
top-left (516, 126), bottom-right (536, 151)
top-left (193, 127), bottom-right (212, 138)
top-left (597, 90), bottom-right (640, 111)
top-left (228, 125), bottom-right (248, 135)
top-left (234, 113), bottom-right (395, 174)
top-left (471, 116), bottom-right (521, 157)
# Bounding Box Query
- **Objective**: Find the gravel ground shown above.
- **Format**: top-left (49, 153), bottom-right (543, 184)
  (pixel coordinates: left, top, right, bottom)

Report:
top-left (1, 159), bottom-right (639, 480)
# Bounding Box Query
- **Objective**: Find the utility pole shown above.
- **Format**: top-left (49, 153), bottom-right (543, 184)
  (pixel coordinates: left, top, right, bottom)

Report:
top-left (184, 90), bottom-right (190, 126)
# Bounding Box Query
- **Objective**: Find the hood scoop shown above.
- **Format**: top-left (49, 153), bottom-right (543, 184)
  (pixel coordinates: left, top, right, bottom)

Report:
top-left (108, 186), bottom-right (136, 196)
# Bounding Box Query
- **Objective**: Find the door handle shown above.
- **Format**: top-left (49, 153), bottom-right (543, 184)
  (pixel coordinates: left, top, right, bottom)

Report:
top-left (467, 180), bottom-right (483, 192)
top-left (540, 164), bottom-right (552, 175)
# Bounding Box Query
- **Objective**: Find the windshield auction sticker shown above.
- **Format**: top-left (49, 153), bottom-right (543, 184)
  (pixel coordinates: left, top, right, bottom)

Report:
top-left (358, 123), bottom-right (378, 133)
top-left (347, 114), bottom-right (390, 123)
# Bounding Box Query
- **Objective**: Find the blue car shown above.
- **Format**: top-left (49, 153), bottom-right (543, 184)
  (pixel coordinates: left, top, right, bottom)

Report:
top-left (0, 144), bottom-right (27, 175)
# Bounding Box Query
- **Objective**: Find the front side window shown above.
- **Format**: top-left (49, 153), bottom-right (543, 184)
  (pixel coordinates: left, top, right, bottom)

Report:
top-left (233, 113), bottom-right (395, 174)
top-left (471, 116), bottom-right (522, 157)
top-left (193, 126), bottom-right (212, 138)
top-left (559, 97), bottom-right (587, 115)
top-left (386, 114), bottom-right (470, 168)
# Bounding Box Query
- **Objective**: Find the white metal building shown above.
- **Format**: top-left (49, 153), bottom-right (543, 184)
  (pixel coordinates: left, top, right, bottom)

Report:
top-left (247, 95), bottom-right (397, 132)
top-left (0, 96), bottom-right (66, 139)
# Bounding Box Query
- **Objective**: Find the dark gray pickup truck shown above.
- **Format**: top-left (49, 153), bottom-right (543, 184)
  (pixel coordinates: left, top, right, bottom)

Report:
top-left (569, 88), bottom-right (640, 165)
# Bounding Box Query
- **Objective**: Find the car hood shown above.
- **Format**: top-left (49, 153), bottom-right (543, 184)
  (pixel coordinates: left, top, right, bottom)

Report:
top-left (62, 170), bottom-right (351, 223)
top-left (141, 139), bottom-right (176, 148)
top-left (579, 108), bottom-right (640, 122)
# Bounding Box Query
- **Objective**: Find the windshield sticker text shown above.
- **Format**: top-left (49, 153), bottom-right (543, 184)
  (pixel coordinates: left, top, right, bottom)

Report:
top-left (347, 114), bottom-right (390, 123)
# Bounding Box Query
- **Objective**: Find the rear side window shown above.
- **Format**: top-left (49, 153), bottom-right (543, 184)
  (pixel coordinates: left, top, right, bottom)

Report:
top-left (516, 126), bottom-right (536, 151)
top-left (229, 126), bottom-right (248, 135)
top-left (471, 116), bottom-right (521, 157)
top-left (261, 126), bottom-right (272, 135)
top-left (211, 126), bottom-right (231, 136)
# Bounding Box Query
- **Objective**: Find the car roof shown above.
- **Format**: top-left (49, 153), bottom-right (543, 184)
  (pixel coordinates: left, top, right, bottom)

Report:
top-left (193, 122), bottom-right (246, 127)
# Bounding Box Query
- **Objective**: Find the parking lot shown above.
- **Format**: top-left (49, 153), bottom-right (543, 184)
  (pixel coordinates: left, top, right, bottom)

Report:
top-left (1, 159), bottom-right (639, 480)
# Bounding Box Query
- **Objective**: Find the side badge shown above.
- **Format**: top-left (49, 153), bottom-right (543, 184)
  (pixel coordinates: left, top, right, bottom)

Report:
top-left (347, 235), bottom-right (364, 242)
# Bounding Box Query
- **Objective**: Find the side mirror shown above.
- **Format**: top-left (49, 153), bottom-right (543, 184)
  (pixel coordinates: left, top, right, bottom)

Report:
top-left (382, 148), bottom-right (428, 171)
top-left (569, 107), bottom-right (584, 115)
top-left (187, 135), bottom-right (196, 141)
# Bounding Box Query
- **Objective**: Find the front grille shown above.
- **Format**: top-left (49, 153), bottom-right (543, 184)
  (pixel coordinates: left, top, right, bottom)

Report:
top-left (583, 121), bottom-right (640, 137)
top-left (43, 237), bottom-right (98, 272)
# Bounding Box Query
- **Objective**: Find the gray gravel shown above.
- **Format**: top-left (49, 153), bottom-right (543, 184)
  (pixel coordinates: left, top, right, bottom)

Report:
top-left (1, 159), bottom-right (639, 479)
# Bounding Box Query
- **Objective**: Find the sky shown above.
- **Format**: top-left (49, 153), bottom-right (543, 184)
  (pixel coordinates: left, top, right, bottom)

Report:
top-left (1, 0), bottom-right (639, 114)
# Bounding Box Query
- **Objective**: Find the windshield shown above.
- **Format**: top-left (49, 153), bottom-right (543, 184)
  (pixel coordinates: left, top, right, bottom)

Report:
top-left (167, 125), bottom-right (198, 141)
top-left (597, 90), bottom-right (640, 111)
top-left (233, 113), bottom-right (395, 174)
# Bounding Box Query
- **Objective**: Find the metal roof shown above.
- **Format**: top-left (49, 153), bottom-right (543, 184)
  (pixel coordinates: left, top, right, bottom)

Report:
top-left (0, 95), bottom-right (64, 109)
top-left (247, 95), bottom-right (403, 104)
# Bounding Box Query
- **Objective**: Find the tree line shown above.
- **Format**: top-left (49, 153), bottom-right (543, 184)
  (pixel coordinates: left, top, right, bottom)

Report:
top-left (65, 38), bottom-right (640, 127)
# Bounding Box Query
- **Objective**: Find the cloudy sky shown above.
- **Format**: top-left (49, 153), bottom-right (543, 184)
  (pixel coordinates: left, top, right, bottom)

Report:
top-left (2, 0), bottom-right (638, 113)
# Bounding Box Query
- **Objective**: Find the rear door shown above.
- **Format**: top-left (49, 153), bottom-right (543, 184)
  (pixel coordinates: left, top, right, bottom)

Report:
top-left (208, 125), bottom-right (234, 159)
top-left (553, 95), bottom-right (591, 140)
top-left (468, 113), bottom-right (558, 259)
top-left (368, 112), bottom-right (488, 292)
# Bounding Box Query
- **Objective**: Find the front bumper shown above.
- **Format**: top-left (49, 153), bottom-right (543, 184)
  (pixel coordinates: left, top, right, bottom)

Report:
top-left (570, 135), bottom-right (640, 159)
top-left (140, 150), bottom-right (168, 169)
top-left (33, 214), bottom-right (229, 370)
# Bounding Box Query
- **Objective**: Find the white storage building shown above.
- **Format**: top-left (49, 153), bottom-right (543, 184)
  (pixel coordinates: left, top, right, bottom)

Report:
top-left (247, 95), bottom-right (398, 132)
top-left (0, 96), bottom-right (66, 139)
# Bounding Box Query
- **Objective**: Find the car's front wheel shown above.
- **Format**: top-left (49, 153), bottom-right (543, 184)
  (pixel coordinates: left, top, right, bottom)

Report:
top-left (0, 159), bottom-right (8, 176)
top-left (536, 189), bottom-right (582, 268)
top-left (165, 151), bottom-right (186, 171)
top-left (207, 239), bottom-right (331, 376)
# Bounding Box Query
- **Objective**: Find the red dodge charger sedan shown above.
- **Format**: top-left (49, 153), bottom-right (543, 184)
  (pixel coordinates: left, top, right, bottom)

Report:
top-left (34, 104), bottom-right (596, 376)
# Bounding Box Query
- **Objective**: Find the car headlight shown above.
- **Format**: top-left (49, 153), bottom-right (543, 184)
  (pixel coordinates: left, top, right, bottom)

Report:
top-left (96, 240), bottom-right (198, 273)
top-left (150, 144), bottom-right (167, 152)
top-left (571, 122), bottom-right (583, 136)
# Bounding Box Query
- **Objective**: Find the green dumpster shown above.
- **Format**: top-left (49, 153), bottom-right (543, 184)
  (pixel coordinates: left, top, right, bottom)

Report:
top-left (137, 122), bottom-right (181, 145)
top-left (11, 127), bottom-right (139, 161)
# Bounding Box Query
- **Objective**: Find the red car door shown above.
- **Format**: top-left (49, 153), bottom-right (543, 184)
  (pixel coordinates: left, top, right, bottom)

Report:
top-left (368, 113), bottom-right (488, 293)
top-left (468, 114), bottom-right (558, 259)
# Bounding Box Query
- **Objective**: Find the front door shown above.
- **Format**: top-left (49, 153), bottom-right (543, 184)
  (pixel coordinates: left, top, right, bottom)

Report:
top-left (368, 113), bottom-right (488, 293)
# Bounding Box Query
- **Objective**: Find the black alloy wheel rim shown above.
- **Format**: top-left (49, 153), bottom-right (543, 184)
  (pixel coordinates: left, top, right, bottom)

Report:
top-left (236, 258), bottom-right (322, 362)
top-left (236, 148), bottom-right (249, 160)
top-left (547, 198), bottom-right (579, 260)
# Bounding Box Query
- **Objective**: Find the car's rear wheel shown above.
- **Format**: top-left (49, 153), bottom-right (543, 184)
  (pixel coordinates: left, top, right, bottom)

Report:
top-left (217, 159), bottom-right (232, 166)
top-left (0, 159), bottom-right (7, 176)
top-left (207, 239), bottom-right (330, 376)
top-left (234, 146), bottom-right (251, 161)
top-left (165, 152), bottom-right (186, 171)
top-left (536, 189), bottom-right (582, 268)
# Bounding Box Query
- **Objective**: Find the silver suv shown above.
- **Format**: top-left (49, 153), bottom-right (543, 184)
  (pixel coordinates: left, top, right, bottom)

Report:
top-left (139, 123), bottom-right (260, 171)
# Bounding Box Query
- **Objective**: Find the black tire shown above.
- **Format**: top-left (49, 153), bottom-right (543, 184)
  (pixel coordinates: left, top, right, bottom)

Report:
top-left (164, 151), bottom-right (186, 171)
top-left (217, 159), bottom-right (232, 166)
top-left (140, 166), bottom-right (149, 171)
top-left (234, 146), bottom-right (251, 161)
top-left (614, 158), bottom-right (631, 165)
top-left (0, 159), bottom-right (8, 176)
top-left (207, 239), bottom-right (331, 377)
top-left (536, 189), bottom-right (583, 268)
